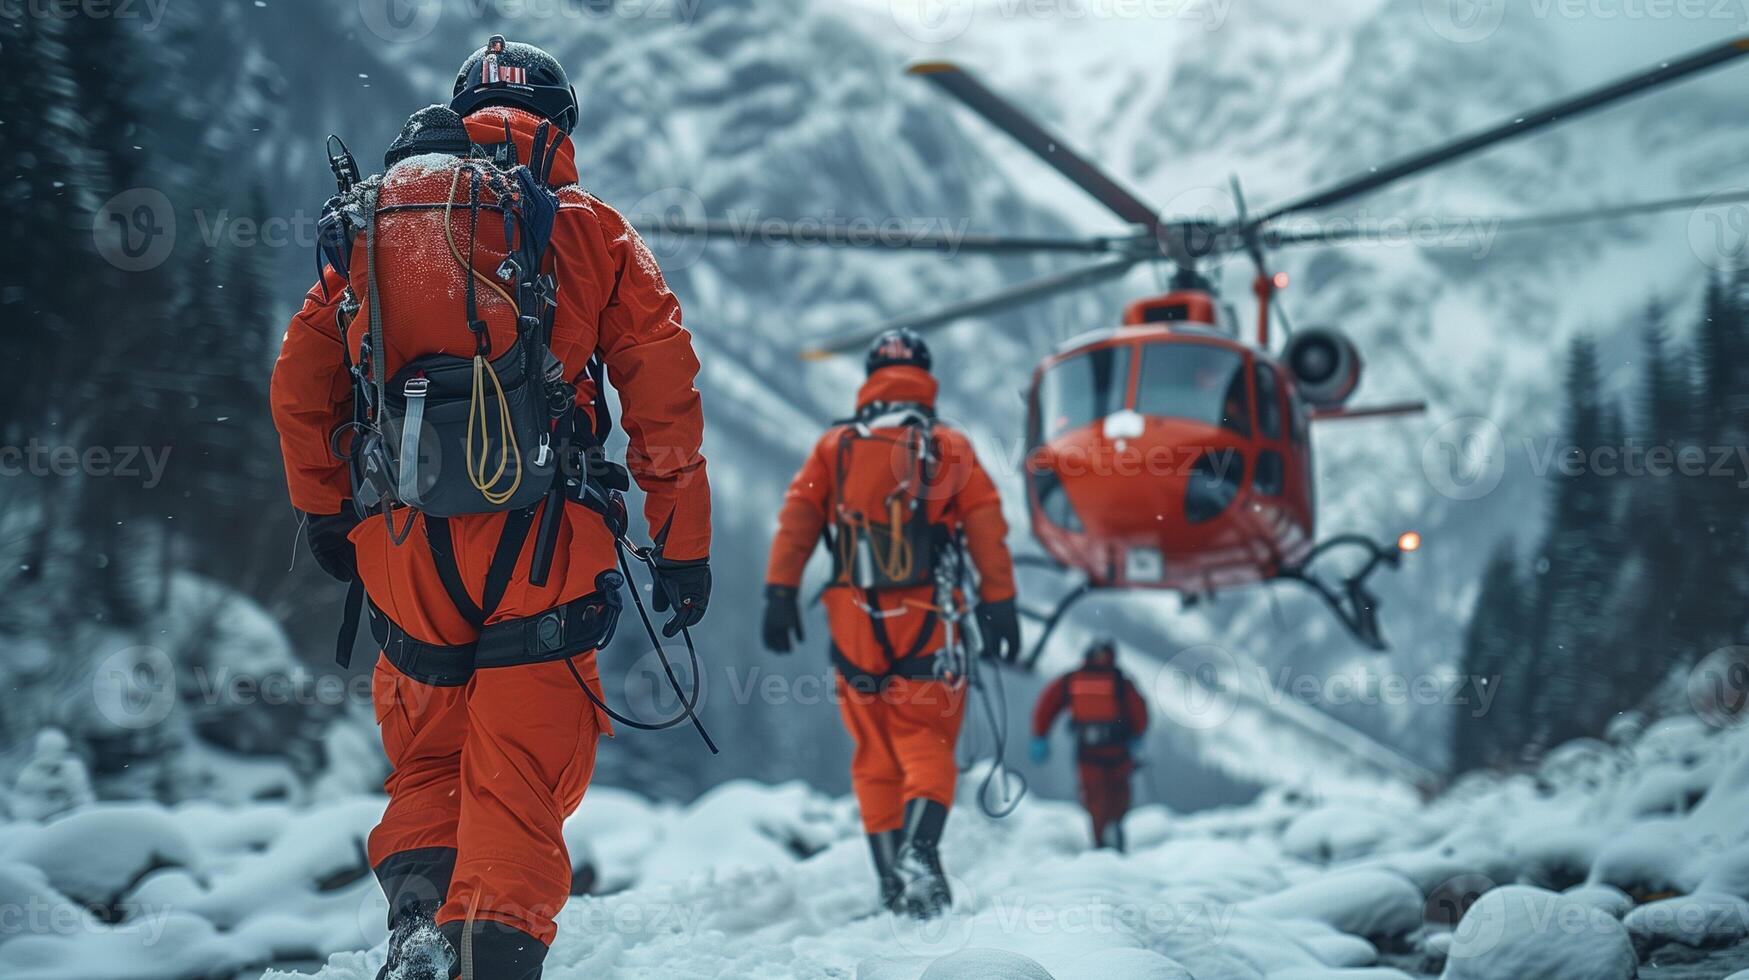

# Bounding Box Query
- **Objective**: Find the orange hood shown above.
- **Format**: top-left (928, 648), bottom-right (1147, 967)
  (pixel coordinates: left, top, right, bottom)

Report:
top-left (462, 106), bottom-right (579, 186)
top-left (856, 366), bottom-right (938, 412)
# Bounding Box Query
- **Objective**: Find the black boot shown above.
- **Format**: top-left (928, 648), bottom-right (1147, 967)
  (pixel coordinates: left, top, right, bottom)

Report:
top-left (868, 829), bottom-right (906, 913)
top-left (373, 848), bottom-right (458, 980)
top-left (375, 907), bottom-right (453, 980)
top-left (437, 917), bottom-right (548, 980)
top-left (894, 798), bottom-right (952, 920)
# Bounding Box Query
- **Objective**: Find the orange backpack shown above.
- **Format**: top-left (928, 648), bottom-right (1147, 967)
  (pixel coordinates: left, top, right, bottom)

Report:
top-left (827, 404), bottom-right (951, 592)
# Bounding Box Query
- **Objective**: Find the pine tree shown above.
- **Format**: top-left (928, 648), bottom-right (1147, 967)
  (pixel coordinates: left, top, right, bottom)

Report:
top-left (1454, 541), bottom-right (1528, 770)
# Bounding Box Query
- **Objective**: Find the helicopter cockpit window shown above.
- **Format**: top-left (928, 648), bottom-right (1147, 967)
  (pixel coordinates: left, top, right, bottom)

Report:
top-left (1254, 362), bottom-right (1282, 440)
top-left (1135, 343), bottom-right (1251, 437)
top-left (1037, 346), bottom-right (1131, 442)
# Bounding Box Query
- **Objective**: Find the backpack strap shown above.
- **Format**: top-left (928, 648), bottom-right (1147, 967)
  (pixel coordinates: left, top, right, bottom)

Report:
top-left (423, 509), bottom-right (537, 631)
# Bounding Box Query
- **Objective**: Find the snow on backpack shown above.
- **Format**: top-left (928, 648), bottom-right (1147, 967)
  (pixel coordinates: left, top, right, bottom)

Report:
top-left (318, 106), bottom-right (572, 539)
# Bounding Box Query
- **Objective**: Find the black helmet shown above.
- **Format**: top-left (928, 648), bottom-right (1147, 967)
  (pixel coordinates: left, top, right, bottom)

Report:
top-left (865, 328), bottom-right (932, 375)
top-left (1084, 637), bottom-right (1118, 666)
top-left (451, 35), bottom-right (579, 134)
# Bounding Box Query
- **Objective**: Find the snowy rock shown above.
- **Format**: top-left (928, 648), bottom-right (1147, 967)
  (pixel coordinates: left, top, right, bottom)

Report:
top-left (1560, 883), bottom-right (1633, 919)
top-left (1585, 820), bottom-right (1699, 900)
top-left (919, 948), bottom-right (1055, 980)
top-left (1442, 885), bottom-right (1636, 980)
top-left (1510, 824), bottom-right (1604, 890)
top-left (8, 729), bottom-right (94, 822)
top-left (1241, 869), bottom-right (1423, 942)
top-left (0, 803), bottom-right (196, 907)
top-left (1623, 892), bottom-right (1749, 952)
top-left (1267, 971), bottom-right (1414, 980)
top-left (1280, 806), bottom-right (1406, 863)
top-left (1696, 843), bottom-right (1749, 898)
top-left (1054, 948), bottom-right (1193, 980)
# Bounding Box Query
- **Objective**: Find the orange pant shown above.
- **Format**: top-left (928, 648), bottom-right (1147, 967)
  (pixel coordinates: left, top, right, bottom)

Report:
top-left (837, 675), bottom-right (966, 833)
top-left (358, 508), bottom-right (617, 952)
top-left (369, 653), bottom-right (606, 947)
top-left (824, 586), bottom-right (968, 833)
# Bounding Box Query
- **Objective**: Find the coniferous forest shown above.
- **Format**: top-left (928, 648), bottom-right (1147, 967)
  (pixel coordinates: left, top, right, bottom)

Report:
top-left (1454, 274), bottom-right (1749, 772)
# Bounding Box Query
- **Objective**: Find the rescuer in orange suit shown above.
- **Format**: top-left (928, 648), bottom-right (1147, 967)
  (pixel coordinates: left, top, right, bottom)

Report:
top-left (1031, 638), bottom-right (1150, 851)
top-left (271, 40), bottom-right (710, 980)
top-left (760, 329), bottom-right (1021, 919)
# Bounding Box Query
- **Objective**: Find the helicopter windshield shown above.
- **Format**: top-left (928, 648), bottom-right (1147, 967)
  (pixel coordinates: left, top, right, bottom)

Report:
top-left (1135, 343), bottom-right (1251, 436)
top-left (1037, 346), bottom-right (1130, 442)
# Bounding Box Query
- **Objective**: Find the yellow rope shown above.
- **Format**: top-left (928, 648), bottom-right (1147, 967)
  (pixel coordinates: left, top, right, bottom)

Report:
top-left (442, 162), bottom-right (522, 506)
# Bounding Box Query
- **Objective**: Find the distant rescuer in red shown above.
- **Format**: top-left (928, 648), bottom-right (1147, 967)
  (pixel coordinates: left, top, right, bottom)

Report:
top-left (271, 36), bottom-right (710, 980)
top-left (760, 328), bottom-right (1021, 919)
top-left (1031, 638), bottom-right (1150, 851)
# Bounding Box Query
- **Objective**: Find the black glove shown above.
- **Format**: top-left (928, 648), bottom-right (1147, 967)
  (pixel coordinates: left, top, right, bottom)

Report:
top-left (976, 597), bottom-right (1022, 664)
top-left (651, 555), bottom-right (711, 638)
top-left (762, 585), bottom-right (805, 654)
top-left (305, 507), bottom-right (361, 582)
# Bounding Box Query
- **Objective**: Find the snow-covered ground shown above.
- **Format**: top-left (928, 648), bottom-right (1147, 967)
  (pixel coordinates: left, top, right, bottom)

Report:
top-left (8, 714), bottom-right (1749, 978)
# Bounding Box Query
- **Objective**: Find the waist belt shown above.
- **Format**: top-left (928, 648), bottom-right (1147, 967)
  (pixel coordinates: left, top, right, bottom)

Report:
top-left (1072, 720), bottom-right (1132, 748)
top-left (830, 644), bottom-right (941, 694)
top-left (370, 570), bottom-right (624, 687)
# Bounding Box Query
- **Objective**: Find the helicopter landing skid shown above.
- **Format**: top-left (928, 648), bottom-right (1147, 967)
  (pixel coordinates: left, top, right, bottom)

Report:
top-left (1276, 534), bottom-right (1404, 651)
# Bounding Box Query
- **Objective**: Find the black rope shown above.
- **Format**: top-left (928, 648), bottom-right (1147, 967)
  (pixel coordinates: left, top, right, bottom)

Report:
top-left (560, 540), bottom-right (718, 754)
top-left (969, 658), bottom-right (1026, 819)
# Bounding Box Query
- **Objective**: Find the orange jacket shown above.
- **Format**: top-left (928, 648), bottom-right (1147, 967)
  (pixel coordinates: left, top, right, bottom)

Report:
top-left (1032, 666), bottom-right (1150, 738)
top-left (764, 366), bottom-right (1014, 604)
top-left (271, 108), bottom-right (710, 634)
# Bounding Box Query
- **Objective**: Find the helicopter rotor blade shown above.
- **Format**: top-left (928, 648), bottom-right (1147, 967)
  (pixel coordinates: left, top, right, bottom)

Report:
top-left (639, 217), bottom-right (1124, 255)
top-left (907, 62), bottom-right (1191, 264)
top-left (800, 254), bottom-right (1143, 358)
top-left (1247, 36), bottom-right (1749, 228)
top-left (1260, 187), bottom-right (1749, 248)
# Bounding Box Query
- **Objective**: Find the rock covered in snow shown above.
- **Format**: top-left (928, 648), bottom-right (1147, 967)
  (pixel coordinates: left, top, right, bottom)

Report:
top-left (1560, 883), bottom-right (1633, 919)
top-left (1441, 885), bottom-right (1636, 980)
top-left (8, 729), bottom-right (93, 822)
top-left (1623, 891), bottom-right (1749, 952)
top-left (919, 948), bottom-right (1054, 980)
top-left (1053, 948), bottom-right (1193, 980)
top-left (1240, 869), bottom-right (1423, 942)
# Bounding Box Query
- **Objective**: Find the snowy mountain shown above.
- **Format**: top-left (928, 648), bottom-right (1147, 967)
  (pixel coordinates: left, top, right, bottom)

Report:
top-left (201, 0), bottom-right (1747, 800)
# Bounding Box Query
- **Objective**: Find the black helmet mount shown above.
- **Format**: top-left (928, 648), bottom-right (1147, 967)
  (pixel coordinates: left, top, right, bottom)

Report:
top-left (865, 327), bottom-right (933, 375)
top-left (451, 35), bottom-right (579, 135)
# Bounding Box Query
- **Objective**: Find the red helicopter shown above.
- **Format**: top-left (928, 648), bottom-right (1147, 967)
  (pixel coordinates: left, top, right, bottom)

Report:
top-left (655, 37), bottom-right (1749, 658)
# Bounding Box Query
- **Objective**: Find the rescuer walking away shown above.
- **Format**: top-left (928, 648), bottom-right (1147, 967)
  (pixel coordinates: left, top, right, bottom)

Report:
top-left (760, 329), bottom-right (1022, 919)
top-left (1031, 638), bottom-right (1150, 851)
top-left (272, 36), bottom-right (711, 980)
